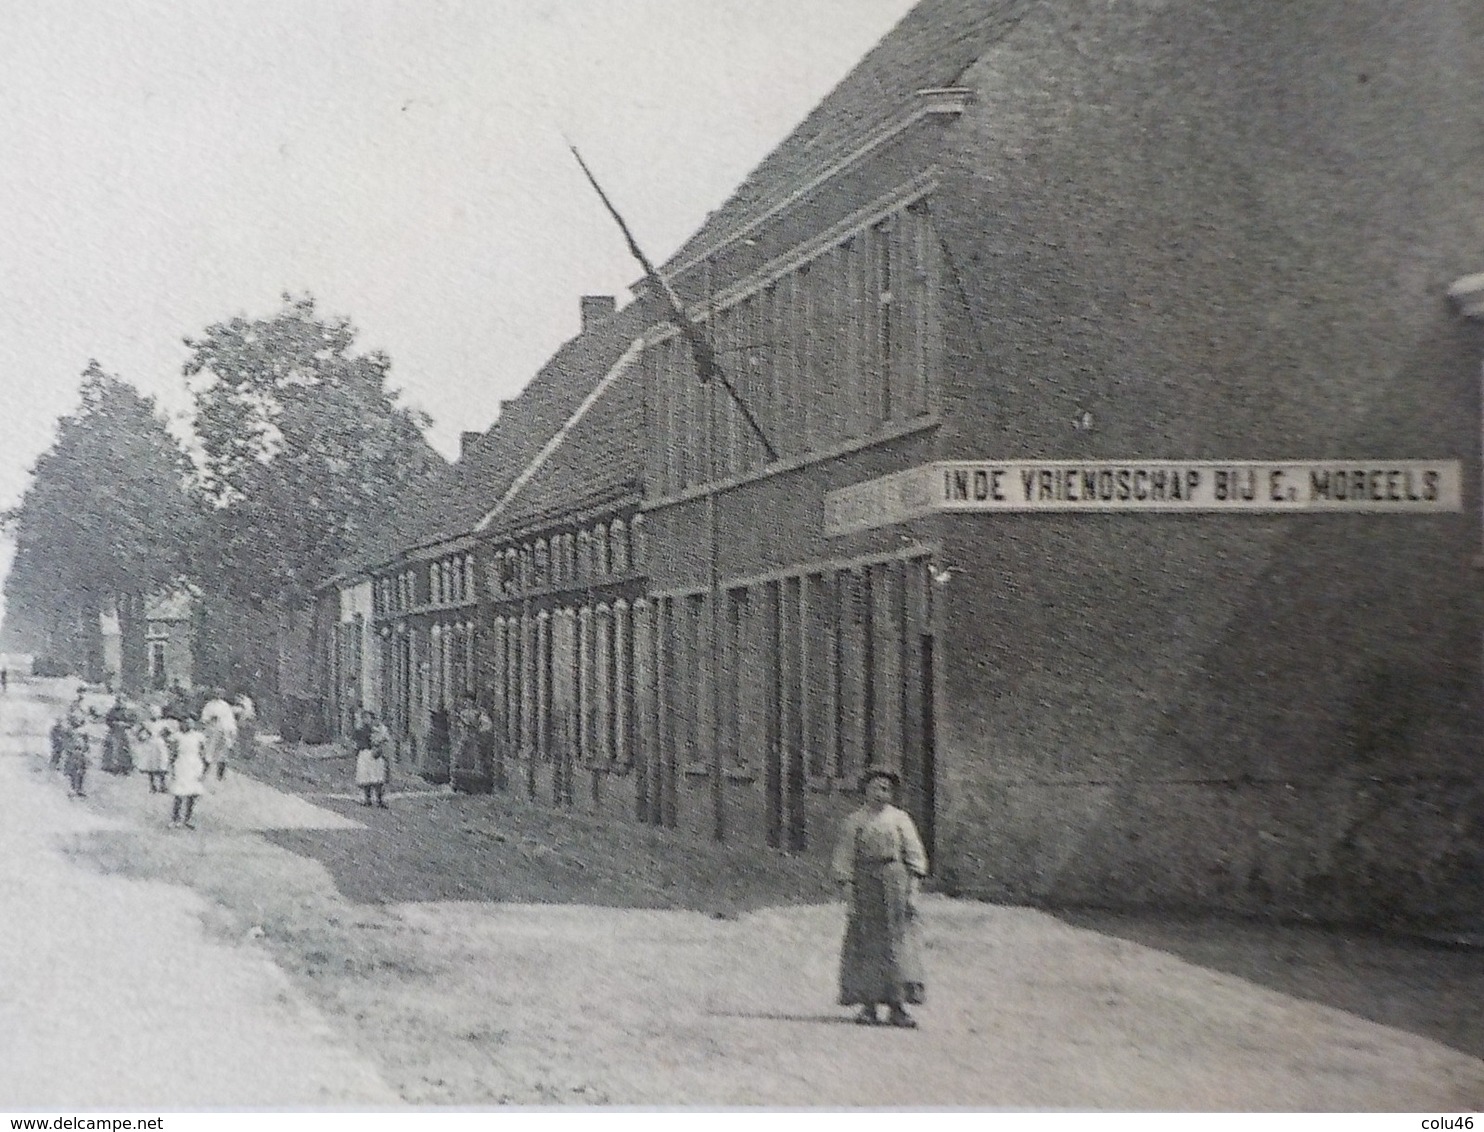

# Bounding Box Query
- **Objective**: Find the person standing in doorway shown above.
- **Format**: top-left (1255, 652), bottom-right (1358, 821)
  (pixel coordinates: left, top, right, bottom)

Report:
top-left (831, 767), bottom-right (929, 1028)
top-left (167, 716), bottom-right (207, 829)
top-left (199, 688), bottom-right (237, 783)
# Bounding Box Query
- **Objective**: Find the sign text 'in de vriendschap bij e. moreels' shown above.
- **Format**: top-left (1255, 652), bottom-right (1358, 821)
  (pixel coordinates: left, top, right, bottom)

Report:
top-left (823, 460), bottom-right (1463, 535)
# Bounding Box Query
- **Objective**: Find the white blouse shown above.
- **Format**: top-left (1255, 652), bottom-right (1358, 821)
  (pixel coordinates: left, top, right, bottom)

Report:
top-left (831, 804), bottom-right (929, 883)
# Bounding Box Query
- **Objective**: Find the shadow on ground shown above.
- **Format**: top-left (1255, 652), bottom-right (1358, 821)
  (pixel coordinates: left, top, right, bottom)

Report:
top-left (1057, 910), bottom-right (1484, 1062)
top-left (243, 745), bottom-right (838, 914)
top-left (260, 788), bottom-right (837, 913)
top-left (249, 744), bottom-right (1484, 1062)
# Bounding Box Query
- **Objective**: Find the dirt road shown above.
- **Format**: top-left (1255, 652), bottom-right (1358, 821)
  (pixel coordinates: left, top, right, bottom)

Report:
top-left (0, 686), bottom-right (399, 1109)
top-left (6, 679), bottom-right (1484, 1109)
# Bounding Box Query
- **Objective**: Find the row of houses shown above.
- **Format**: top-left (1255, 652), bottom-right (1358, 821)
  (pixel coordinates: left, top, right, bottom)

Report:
top-left (315, 0), bottom-right (1484, 924)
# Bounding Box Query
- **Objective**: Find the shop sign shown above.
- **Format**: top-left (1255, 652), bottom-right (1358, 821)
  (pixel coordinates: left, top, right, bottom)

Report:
top-left (822, 465), bottom-right (938, 535)
top-left (824, 460), bottom-right (1463, 535)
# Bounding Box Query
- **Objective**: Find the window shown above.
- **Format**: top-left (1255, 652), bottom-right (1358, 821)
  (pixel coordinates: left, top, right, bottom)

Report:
top-left (611, 518), bottom-right (629, 575)
top-left (648, 201), bottom-right (940, 492)
top-left (630, 513), bottom-right (646, 571)
top-left (873, 219), bottom-right (894, 421)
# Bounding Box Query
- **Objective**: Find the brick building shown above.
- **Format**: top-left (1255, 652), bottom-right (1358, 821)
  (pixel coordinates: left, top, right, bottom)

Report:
top-left (329, 0), bottom-right (1484, 924)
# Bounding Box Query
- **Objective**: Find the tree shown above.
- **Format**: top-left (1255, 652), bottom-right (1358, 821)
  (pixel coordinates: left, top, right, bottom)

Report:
top-left (185, 294), bottom-right (444, 609)
top-left (2, 362), bottom-right (199, 679)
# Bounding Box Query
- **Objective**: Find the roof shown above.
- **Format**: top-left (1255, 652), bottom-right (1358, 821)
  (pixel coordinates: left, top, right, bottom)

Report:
top-left (337, 297), bottom-right (651, 578)
top-left (661, 0), bottom-right (1033, 282)
top-left (326, 0), bottom-right (1037, 585)
top-left (487, 343), bottom-right (645, 535)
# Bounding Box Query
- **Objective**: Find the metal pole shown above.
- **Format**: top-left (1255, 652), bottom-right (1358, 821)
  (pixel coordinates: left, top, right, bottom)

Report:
top-left (525, 591), bottom-right (536, 801)
top-left (709, 446), bottom-right (723, 841)
top-left (566, 149), bottom-right (781, 843)
top-left (707, 259), bottom-right (725, 843)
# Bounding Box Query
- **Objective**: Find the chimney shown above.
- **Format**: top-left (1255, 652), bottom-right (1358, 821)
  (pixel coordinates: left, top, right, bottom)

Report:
top-left (580, 294), bottom-right (616, 333)
top-left (460, 430), bottom-right (481, 461)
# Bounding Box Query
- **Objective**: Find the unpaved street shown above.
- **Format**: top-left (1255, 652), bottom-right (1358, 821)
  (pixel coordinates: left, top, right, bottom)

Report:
top-left (4, 679), bottom-right (1484, 1109)
top-left (0, 686), bottom-right (399, 1109)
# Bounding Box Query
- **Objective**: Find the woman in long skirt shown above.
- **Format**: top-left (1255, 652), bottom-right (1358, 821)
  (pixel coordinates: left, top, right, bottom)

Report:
top-left (232, 693), bottom-right (257, 761)
top-left (101, 696), bottom-right (134, 774)
top-left (831, 767), bottom-right (929, 1028)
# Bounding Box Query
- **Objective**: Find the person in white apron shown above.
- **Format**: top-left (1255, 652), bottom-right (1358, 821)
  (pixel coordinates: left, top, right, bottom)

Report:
top-left (133, 706), bottom-right (173, 793)
top-left (168, 717), bottom-right (208, 829)
top-left (199, 689), bottom-right (238, 783)
top-left (353, 709), bottom-right (392, 808)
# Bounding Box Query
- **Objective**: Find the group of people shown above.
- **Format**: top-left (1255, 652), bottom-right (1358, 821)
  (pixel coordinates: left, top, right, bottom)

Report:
top-left (44, 675), bottom-right (929, 1026)
top-left (48, 683), bottom-right (256, 830)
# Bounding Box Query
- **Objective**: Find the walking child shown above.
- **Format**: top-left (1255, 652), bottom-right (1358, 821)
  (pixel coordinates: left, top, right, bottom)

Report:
top-left (134, 706), bottom-right (173, 794)
top-left (62, 723), bottom-right (90, 798)
top-left (49, 718), bottom-right (66, 771)
top-left (199, 688), bottom-right (237, 782)
top-left (167, 716), bottom-right (207, 829)
top-left (66, 686), bottom-right (88, 728)
top-left (353, 709), bottom-right (391, 808)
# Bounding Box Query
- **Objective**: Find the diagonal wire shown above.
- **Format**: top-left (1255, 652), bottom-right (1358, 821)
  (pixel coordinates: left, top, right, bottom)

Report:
top-left (568, 143), bottom-right (779, 465)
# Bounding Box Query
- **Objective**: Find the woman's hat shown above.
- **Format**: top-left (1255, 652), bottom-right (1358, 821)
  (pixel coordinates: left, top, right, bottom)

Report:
top-left (859, 766), bottom-right (900, 791)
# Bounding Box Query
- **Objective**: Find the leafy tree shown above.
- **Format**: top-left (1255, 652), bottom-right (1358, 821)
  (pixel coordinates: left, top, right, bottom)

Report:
top-left (2, 362), bottom-right (199, 677)
top-left (184, 294), bottom-right (443, 608)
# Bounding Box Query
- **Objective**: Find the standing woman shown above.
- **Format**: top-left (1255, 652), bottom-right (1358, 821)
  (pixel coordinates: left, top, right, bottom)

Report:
top-left (167, 716), bottom-right (208, 829)
top-left (102, 695), bottom-right (134, 774)
top-left (832, 767), bottom-right (929, 1028)
top-left (232, 692), bottom-right (257, 762)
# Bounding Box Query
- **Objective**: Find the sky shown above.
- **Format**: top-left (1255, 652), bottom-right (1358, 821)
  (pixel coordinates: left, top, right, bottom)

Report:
top-left (0, 0), bottom-right (918, 628)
